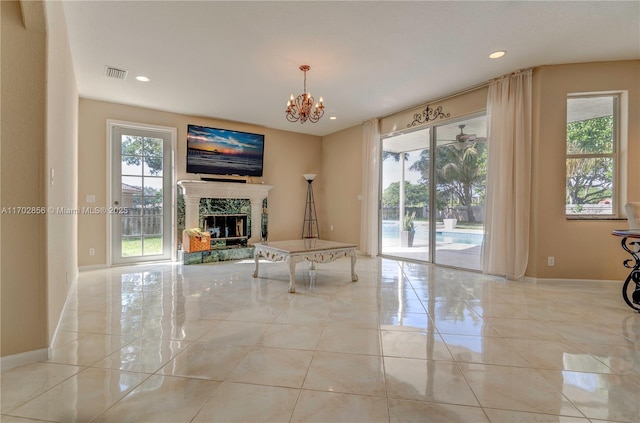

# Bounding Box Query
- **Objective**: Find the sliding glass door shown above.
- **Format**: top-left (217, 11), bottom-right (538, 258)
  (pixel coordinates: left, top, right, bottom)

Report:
top-left (380, 115), bottom-right (486, 271)
top-left (381, 128), bottom-right (430, 262)
top-left (433, 116), bottom-right (486, 270)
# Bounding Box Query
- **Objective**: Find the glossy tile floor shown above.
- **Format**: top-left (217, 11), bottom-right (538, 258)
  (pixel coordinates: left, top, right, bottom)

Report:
top-left (2, 257), bottom-right (640, 422)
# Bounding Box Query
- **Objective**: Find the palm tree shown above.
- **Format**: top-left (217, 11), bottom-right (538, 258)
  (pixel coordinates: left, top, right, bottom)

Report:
top-left (410, 142), bottom-right (486, 222)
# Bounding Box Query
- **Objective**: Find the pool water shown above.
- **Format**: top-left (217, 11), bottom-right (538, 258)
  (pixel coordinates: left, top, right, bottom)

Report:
top-left (382, 221), bottom-right (483, 246)
top-left (435, 231), bottom-right (483, 244)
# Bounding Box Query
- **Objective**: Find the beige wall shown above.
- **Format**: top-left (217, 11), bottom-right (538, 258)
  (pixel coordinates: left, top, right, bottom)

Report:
top-left (530, 60), bottom-right (640, 280)
top-left (78, 100), bottom-right (322, 266)
top-left (1, 0), bottom-right (47, 357)
top-left (321, 125), bottom-right (363, 245)
top-left (44, 0), bottom-right (79, 342)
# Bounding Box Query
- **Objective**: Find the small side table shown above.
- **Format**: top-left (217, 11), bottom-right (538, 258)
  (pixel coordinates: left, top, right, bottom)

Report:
top-left (611, 229), bottom-right (640, 312)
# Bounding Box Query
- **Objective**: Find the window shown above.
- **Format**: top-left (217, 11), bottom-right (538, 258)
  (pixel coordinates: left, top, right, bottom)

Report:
top-left (566, 94), bottom-right (619, 217)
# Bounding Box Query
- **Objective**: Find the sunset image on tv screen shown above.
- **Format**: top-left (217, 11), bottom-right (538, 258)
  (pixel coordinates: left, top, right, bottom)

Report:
top-left (187, 125), bottom-right (264, 177)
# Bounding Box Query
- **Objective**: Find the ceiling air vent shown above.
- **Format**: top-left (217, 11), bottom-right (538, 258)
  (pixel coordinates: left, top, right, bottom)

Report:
top-left (104, 66), bottom-right (127, 80)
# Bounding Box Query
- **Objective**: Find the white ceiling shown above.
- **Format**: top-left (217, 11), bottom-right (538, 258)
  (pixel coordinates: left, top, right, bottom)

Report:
top-left (61, 1), bottom-right (640, 137)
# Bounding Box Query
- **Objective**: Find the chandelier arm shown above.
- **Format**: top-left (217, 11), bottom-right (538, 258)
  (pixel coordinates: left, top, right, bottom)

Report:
top-left (308, 107), bottom-right (324, 123)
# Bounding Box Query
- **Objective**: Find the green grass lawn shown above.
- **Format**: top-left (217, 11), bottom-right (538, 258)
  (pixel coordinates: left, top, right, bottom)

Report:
top-left (122, 236), bottom-right (162, 256)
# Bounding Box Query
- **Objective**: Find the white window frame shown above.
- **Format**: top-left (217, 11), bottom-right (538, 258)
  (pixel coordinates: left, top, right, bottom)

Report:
top-left (565, 92), bottom-right (627, 219)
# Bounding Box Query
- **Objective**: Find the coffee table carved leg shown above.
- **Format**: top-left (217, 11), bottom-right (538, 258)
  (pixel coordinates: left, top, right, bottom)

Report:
top-left (288, 259), bottom-right (297, 293)
top-left (253, 250), bottom-right (260, 278)
top-left (350, 252), bottom-right (358, 282)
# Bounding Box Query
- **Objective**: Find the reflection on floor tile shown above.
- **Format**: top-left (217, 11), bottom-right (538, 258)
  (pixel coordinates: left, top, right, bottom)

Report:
top-left (385, 357), bottom-right (479, 405)
top-left (0, 363), bottom-right (82, 414)
top-left (8, 368), bottom-right (148, 422)
top-left (459, 363), bottom-right (583, 416)
top-left (539, 369), bottom-right (640, 422)
top-left (92, 375), bottom-right (220, 423)
top-left (228, 346), bottom-right (313, 388)
top-left (2, 257), bottom-right (638, 422)
top-left (304, 351), bottom-right (386, 396)
top-left (192, 382), bottom-right (298, 423)
top-left (388, 399), bottom-right (489, 423)
top-left (291, 390), bottom-right (389, 422)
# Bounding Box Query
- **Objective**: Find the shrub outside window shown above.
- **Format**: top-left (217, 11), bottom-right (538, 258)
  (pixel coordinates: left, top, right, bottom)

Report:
top-left (566, 94), bottom-right (618, 217)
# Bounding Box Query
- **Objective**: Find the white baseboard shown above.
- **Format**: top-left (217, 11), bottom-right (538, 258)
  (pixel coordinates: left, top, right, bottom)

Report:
top-left (1, 348), bottom-right (48, 371)
top-left (522, 276), bottom-right (620, 286)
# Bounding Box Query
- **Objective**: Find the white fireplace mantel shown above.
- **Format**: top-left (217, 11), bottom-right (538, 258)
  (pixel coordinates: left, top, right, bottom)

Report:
top-left (178, 180), bottom-right (272, 245)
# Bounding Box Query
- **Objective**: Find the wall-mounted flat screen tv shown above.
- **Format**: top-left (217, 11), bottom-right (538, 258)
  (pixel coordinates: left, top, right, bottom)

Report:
top-left (186, 125), bottom-right (265, 177)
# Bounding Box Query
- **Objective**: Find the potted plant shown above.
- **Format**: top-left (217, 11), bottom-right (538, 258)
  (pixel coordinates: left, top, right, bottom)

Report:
top-left (443, 208), bottom-right (457, 230)
top-left (401, 211), bottom-right (416, 247)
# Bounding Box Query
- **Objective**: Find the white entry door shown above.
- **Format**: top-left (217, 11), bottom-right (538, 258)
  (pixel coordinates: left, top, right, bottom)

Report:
top-left (110, 123), bottom-right (174, 265)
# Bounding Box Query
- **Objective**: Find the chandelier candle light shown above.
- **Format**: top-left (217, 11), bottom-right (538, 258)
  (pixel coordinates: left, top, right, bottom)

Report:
top-left (286, 65), bottom-right (324, 124)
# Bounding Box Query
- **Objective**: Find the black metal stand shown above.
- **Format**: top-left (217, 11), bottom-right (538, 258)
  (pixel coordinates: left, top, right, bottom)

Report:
top-left (302, 179), bottom-right (319, 239)
top-left (620, 236), bottom-right (640, 312)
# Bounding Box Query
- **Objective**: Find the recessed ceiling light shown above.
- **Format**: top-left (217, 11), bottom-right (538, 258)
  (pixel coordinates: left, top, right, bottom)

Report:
top-left (329, 116), bottom-right (337, 120)
top-left (135, 75), bottom-right (150, 82)
top-left (489, 51), bottom-right (506, 59)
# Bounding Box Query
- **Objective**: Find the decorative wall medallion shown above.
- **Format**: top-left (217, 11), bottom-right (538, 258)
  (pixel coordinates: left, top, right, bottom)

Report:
top-left (407, 105), bottom-right (450, 128)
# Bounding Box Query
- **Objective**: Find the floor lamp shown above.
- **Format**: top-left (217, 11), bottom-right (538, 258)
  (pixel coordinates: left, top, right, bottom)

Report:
top-left (302, 174), bottom-right (319, 239)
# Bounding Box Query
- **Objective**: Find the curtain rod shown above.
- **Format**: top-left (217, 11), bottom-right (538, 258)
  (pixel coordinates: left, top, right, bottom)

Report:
top-left (488, 68), bottom-right (533, 83)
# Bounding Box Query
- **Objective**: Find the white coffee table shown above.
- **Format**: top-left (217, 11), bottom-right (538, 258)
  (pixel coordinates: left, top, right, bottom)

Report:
top-left (252, 239), bottom-right (358, 293)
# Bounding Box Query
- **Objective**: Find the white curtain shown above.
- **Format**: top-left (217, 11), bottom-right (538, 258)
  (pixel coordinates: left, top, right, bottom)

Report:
top-left (482, 69), bottom-right (532, 280)
top-left (360, 118), bottom-right (380, 256)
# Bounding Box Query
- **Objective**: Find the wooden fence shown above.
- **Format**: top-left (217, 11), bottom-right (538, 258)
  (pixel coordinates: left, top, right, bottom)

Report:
top-left (121, 206), bottom-right (163, 237)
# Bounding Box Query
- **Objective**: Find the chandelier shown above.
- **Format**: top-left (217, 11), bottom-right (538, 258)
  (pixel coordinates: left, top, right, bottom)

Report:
top-left (285, 65), bottom-right (324, 124)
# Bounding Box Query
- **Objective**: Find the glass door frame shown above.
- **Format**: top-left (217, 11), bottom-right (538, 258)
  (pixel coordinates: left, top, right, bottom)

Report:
top-left (378, 112), bottom-right (486, 268)
top-left (379, 126), bottom-right (432, 262)
top-left (107, 120), bottom-right (177, 266)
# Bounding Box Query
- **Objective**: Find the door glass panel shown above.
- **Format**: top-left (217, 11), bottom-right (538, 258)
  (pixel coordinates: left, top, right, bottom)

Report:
top-left (122, 156), bottom-right (143, 176)
top-left (144, 137), bottom-right (163, 156)
top-left (381, 128), bottom-right (430, 262)
top-left (143, 197), bottom-right (162, 213)
top-left (434, 117), bottom-right (486, 270)
top-left (121, 214), bottom-right (142, 257)
top-left (143, 215), bottom-right (162, 254)
top-left (144, 158), bottom-right (163, 176)
top-left (122, 237), bottom-right (142, 257)
top-left (121, 137), bottom-right (142, 155)
top-left (144, 176), bottom-right (163, 191)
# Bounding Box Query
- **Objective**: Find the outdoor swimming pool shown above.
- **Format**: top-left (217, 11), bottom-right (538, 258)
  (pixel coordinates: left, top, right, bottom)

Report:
top-left (436, 231), bottom-right (483, 244)
top-left (382, 221), bottom-right (483, 246)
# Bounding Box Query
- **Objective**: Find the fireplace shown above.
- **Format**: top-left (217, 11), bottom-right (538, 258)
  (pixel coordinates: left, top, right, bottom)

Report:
top-left (178, 180), bottom-right (272, 245)
top-left (203, 213), bottom-right (248, 248)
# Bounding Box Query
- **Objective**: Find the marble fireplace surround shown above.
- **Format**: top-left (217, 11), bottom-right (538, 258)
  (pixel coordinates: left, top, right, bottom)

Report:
top-left (178, 180), bottom-right (273, 245)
